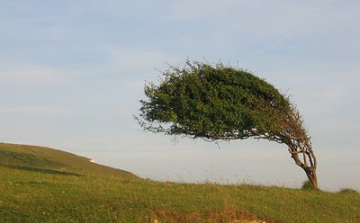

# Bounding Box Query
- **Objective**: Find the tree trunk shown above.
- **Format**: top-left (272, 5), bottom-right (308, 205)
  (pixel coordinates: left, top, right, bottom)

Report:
top-left (290, 148), bottom-right (318, 189)
top-left (303, 166), bottom-right (318, 188)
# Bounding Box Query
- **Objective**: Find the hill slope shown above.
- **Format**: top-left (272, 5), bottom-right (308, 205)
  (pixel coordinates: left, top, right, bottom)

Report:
top-left (0, 142), bottom-right (137, 179)
top-left (0, 143), bottom-right (359, 223)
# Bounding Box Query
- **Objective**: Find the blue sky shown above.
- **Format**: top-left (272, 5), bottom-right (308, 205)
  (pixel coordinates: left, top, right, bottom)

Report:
top-left (1, 0), bottom-right (359, 191)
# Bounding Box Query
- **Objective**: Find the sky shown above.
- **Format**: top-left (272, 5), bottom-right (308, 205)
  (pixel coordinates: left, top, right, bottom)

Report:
top-left (1, 0), bottom-right (359, 191)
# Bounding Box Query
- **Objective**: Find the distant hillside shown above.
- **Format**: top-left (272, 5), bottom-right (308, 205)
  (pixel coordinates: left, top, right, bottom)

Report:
top-left (0, 142), bottom-right (138, 179)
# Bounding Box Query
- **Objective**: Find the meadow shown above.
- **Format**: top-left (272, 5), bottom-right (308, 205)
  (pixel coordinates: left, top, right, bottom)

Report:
top-left (0, 143), bottom-right (359, 223)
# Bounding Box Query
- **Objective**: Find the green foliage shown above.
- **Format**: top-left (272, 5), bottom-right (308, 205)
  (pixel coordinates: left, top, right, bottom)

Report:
top-left (138, 60), bottom-right (299, 142)
top-left (301, 180), bottom-right (320, 191)
top-left (137, 60), bottom-right (319, 189)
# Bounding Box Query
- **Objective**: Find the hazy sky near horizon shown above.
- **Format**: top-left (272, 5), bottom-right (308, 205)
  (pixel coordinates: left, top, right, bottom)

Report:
top-left (1, 0), bottom-right (359, 191)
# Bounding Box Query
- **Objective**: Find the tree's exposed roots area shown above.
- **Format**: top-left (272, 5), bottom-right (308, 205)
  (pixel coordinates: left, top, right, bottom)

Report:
top-left (152, 207), bottom-right (282, 223)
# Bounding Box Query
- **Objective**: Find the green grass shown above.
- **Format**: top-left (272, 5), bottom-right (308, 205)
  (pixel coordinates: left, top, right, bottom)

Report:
top-left (0, 143), bottom-right (137, 178)
top-left (0, 143), bottom-right (359, 223)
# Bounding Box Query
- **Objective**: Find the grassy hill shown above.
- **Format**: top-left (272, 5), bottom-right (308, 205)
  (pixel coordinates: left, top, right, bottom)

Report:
top-left (0, 143), bottom-right (137, 179)
top-left (1, 143), bottom-right (359, 223)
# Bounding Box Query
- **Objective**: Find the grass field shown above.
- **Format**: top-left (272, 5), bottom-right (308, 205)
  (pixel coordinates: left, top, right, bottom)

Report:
top-left (0, 143), bottom-right (359, 223)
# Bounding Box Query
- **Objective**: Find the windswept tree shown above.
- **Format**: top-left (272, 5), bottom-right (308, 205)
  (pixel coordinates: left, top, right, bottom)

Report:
top-left (136, 60), bottom-right (318, 188)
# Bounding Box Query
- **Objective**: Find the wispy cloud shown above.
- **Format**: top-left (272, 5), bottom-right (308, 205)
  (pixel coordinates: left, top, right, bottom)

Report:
top-left (0, 63), bottom-right (69, 86)
top-left (99, 45), bottom-right (181, 75)
top-left (0, 105), bottom-right (85, 115)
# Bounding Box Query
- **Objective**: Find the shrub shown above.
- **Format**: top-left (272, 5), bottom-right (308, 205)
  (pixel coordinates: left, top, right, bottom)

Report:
top-left (301, 181), bottom-right (320, 191)
top-left (339, 188), bottom-right (359, 194)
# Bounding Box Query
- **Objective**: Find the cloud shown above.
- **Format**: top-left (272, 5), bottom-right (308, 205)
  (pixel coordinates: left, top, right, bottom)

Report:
top-left (168, 0), bottom-right (251, 21)
top-left (0, 2), bottom-right (72, 43)
top-left (99, 45), bottom-right (182, 76)
top-left (0, 63), bottom-right (70, 87)
top-left (0, 105), bottom-right (84, 116)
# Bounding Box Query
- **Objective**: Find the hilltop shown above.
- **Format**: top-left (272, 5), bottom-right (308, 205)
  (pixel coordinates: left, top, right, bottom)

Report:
top-left (0, 142), bottom-right (137, 179)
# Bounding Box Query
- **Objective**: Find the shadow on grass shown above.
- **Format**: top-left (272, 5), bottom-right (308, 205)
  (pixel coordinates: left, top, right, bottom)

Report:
top-left (1, 165), bottom-right (81, 176)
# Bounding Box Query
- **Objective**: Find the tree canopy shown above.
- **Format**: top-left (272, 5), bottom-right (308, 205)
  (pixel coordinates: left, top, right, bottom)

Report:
top-left (137, 60), bottom-right (318, 188)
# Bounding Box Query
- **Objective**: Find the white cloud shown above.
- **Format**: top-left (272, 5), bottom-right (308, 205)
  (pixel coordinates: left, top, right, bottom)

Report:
top-left (0, 63), bottom-right (70, 86)
top-left (99, 45), bottom-right (182, 75)
top-left (0, 105), bottom-right (85, 115)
